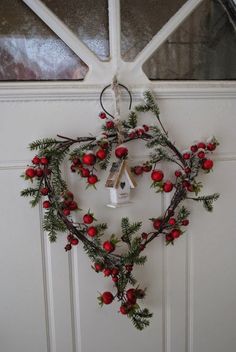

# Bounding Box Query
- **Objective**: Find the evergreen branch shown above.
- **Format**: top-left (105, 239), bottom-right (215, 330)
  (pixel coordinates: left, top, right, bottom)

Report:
top-left (29, 138), bottom-right (59, 151)
top-left (130, 308), bottom-right (153, 330)
top-left (189, 193), bottom-right (220, 212)
top-left (21, 188), bottom-right (39, 197)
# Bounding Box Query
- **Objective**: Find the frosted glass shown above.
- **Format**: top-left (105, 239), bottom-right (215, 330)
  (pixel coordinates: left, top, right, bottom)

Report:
top-left (0, 0), bottom-right (88, 81)
top-left (143, 0), bottom-right (236, 80)
top-left (121, 0), bottom-right (187, 61)
top-left (42, 0), bottom-right (109, 60)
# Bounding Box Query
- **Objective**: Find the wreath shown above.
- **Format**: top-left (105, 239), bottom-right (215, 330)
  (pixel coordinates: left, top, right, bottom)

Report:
top-left (21, 88), bottom-right (219, 330)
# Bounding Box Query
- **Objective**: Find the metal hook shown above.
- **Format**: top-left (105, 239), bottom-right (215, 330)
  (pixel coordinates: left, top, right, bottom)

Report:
top-left (99, 83), bottom-right (132, 119)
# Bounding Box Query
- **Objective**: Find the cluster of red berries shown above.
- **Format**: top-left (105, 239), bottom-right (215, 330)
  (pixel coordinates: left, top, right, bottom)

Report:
top-left (98, 287), bottom-right (145, 314)
top-left (61, 191), bottom-right (78, 216)
top-left (65, 233), bottom-right (79, 251)
top-left (182, 139), bottom-right (217, 171)
top-left (70, 151), bottom-right (102, 186)
top-left (132, 163), bottom-right (152, 175)
top-left (127, 125), bottom-right (149, 139)
top-left (151, 215), bottom-right (189, 244)
top-left (25, 155), bottom-right (50, 179)
top-left (151, 169), bottom-right (174, 192)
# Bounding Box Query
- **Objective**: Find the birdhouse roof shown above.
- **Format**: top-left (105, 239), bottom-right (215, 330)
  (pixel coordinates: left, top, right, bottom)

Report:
top-left (105, 160), bottom-right (137, 189)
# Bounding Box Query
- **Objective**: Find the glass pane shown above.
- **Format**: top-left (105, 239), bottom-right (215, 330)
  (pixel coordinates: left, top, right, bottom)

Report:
top-left (143, 0), bottom-right (236, 80)
top-left (42, 0), bottom-right (109, 61)
top-left (0, 0), bottom-right (88, 81)
top-left (120, 0), bottom-right (187, 61)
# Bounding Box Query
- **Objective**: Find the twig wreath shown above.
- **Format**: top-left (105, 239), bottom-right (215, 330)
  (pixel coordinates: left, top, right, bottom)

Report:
top-left (21, 82), bottom-right (219, 330)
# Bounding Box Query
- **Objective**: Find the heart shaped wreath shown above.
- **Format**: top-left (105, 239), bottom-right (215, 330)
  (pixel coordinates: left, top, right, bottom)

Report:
top-left (21, 89), bottom-right (219, 330)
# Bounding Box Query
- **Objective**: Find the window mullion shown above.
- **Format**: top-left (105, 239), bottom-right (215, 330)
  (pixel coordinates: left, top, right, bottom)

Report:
top-left (22, 0), bottom-right (106, 79)
top-left (130, 0), bottom-right (205, 72)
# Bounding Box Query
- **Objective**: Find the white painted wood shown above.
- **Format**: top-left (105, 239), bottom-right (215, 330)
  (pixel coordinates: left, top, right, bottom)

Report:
top-left (1, 97), bottom-right (236, 352)
top-left (0, 81), bottom-right (236, 102)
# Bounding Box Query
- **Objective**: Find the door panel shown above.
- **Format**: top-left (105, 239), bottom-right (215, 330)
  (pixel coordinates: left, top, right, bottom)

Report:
top-left (1, 96), bottom-right (236, 352)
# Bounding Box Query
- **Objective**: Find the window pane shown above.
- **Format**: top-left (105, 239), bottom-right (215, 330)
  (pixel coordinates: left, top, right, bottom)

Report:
top-left (143, 0), bottom-right (236, 80)
top-left (42, 0), bottom-right (109, 61)
top-left (0, 0), bottom-right (88, 81)
top-left (120, 0), bottom-right (187, 61)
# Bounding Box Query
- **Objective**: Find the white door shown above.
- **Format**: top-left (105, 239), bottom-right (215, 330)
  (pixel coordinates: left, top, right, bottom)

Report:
top-left (1, 1), bottom-right (236, 352)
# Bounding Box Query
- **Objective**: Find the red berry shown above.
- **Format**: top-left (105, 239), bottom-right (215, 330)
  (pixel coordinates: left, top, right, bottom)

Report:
top-left (166, 234), bottom-right (173, 242)
top-left (94, 263), bottom-right (103, 272)
top-left (71, 165), bottom-right (76, 172)
top-left (87, 226), bottom-right (97, 237)
top-left (101, 291), bottom-right (113, 304)
top-left (143, 124), bottom-right (149, 132)
top-left (142, 164), bottom-right (152, 172)
top-left (82, 153), bottom-right (96, 166)
top-left (187, 184), bottom-right (194, 192)
top-left (63, 209), bottom-right (71, 216)
top-left (32, 156), bottom-right (40, 165)
top-left (36, 168), bottom-right (44, 177)
top-left (153, 218), bottom-right (162, 230)
top-left (99, 112), bottom-right (107, 119)
top-left (87, 175), bottom-right (98, 185)
top-left (81, 168), bottom-right (90, 177)
top-left (112, 268), bottom-right (119, 276)
top-left (64, 191), bottom-right (74, 200)
top-left (133, 166), bottom-right (143, 176)
top-left (103, 268), bottom-right (112, 276)
top-left (128, 132), bottom-right (136, 139)
top-left (40, 156), bottom-right (49, 165)
top-left (125, 264), bottom-right (133, 272)
top-left (175, 170), bottom-right (182, 177)
top-left (151, 169), bottom-right (164, 182)
top-left (103, 241), bottom-right (115, 253)
top-left (43, 201), bottom-right (51, 209)
top-left (190, 145), bottom-right (198, 153)
top-left (126, 289), bottom-right (136, 304)
top-left (40, 187), bottom-right (49, 196)
top-left (137, 128), bottom-right (144, 137)
top-left (207, 143), bottom-right (216, 151)
top-left (106, 120), bottom-right (114, 129)
top-left (141, 232), bottom-right (148, 240)
top-left (65, 244), bottom-right (72, 251)
top-left (83, 213), bottom-right (94, 224)
top-left (168, 218), bottom-right (176, 226)
top-left (72, 158), bottom-right (80, 166)
top-left (25, 168), bottom-right (36, 178)
top-left (171, 229), bottom-right (181, 239)
top-left (115, 146), bottom-right (128, 159)
top-left (96, 149), bottom-right (107, 160)
top-left (202, 159), bottom-right (214, 170)
top-left (185, 167), bottom-right (191, 174)
top-left (183, 152), bottom-right (191, 160)
top-left (112, 276), bottom-right (118, 283)
top-left (197, 151), bottom-right (205, 159)
top-left (69, 201), bottom-right (78, 210)
top-left (183, 180), bottom-right (190, 188)
top-left (67, 234), bottom-right (74, 242)
top-left (71, 238), bottom-right (79, 246)
top-left (163, 181), bottom-right (173, 193)
top-left (140, 244), bottom-right (145, 251)
top-left (120, 305), bottom-right (128, 315)
top-left (182, 219), bottom-right (189, 226)
top-left (197, 142), bottom-right (206, 150)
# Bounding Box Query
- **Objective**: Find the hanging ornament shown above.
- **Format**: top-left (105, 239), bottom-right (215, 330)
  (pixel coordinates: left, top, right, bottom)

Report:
top-left (21, 87), bottom-right (219, 331)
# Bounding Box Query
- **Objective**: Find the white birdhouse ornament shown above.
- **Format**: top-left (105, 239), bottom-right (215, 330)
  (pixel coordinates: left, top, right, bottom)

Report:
top-left (105, 160), bottom-right (136, 208)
